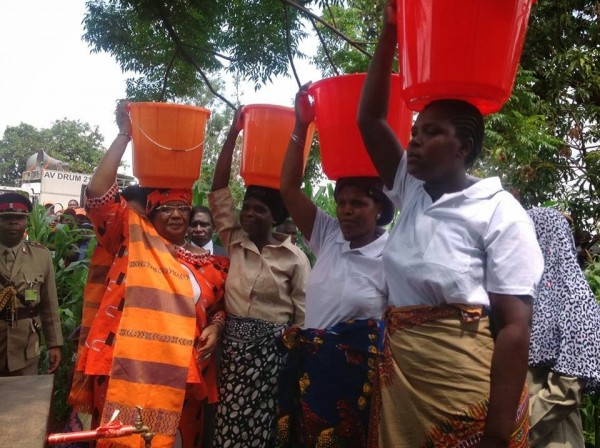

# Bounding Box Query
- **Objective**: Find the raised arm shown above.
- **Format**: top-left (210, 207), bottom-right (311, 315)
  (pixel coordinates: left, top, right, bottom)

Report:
top-left (87, 101), bottom-right (131, 198)
top-left (212, 108), bottom-right (243, 192)
top-left (357, 1), bottom-right (405, 189)
top-left (482, 293), bottom-right (532, 447)
top-left (280, 85), bottom-right (318, 241)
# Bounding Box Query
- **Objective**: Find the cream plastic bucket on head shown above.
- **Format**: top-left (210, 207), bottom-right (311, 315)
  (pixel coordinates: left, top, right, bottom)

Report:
top-left (240, 104), bottom-right (315, 189)
top-left (129, 102), bottom-right (211, 189)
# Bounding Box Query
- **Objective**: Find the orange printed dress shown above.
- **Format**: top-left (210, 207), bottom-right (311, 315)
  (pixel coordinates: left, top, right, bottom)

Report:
top-left (68, 185), bottom-right (228, 448)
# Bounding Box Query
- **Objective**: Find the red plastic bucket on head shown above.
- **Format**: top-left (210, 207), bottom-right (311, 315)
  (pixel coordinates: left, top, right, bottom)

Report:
top-left (397, 0), bottom-right (536, 115)
top-left (308, 73), bottom-right (412, 181)
top-left (240, 104), bottom-right (315, 189)
top-left (129, 102), bottom-right (210, 189)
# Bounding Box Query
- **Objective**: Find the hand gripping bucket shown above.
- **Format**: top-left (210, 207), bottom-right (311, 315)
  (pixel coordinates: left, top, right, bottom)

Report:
top-left (129, 102), bottom-right (211, 189)
top-left (240, 104), bottom-right (315, 189)
top-left (308, 73), bottom-right (412, 180)
top-left (397, 0), bottom-right (536, 115)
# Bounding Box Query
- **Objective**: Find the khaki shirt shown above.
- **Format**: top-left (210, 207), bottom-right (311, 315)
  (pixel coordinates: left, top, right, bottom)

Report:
top-left (0, 240), bottom-right (63, 372)
top-left (527, 366), bottom-right (586, 448)
top-left (208, 188), bottom-right (309, 326)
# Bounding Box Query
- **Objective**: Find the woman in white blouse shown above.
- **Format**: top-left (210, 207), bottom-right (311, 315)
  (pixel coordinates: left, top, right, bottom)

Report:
top-left (277, 85), bottom-right (394, 448)
top-left (356, 3), bottom-right (544, 447)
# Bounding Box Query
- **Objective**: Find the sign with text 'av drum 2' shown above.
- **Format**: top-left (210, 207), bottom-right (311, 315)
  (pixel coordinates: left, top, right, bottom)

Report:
top-left (42, 170), bottom-right (91, 195)
top-left (20, 169), bottom-right (92, 207)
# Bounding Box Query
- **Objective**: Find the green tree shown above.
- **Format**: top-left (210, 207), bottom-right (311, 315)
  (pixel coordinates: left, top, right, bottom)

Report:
top-left (517, 0), bottom-right (600, 232)
top-left (83, 0), bottom-right (600, 233)
top-left (0, 123), bottom-right (42, 186)
top-left (0, 120), bottom-right (105, 185)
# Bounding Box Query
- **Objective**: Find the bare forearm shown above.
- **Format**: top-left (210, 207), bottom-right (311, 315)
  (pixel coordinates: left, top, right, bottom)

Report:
top-left (211, 127), bottom-right (239, 191)
top-left (358, 23), bottom-right (397, 124)
top-left (280, 122), bottom-right (316, 239)
top-left (358, 20), bottom-right (403, 187)
top-left (281, 123), bottom-right (309, 193)
top-left (482, 322), bottom-right (530, 446)
top-left (87, 134), bottom-right (129, 198)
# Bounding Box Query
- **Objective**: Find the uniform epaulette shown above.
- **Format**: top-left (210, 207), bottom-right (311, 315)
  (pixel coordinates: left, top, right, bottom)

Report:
top-left (24, 241), bottom-right (50, 251)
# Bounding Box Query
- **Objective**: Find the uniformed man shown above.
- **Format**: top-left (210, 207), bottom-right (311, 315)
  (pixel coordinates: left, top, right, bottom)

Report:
top-left (0, 193), bottom-right (63, 376)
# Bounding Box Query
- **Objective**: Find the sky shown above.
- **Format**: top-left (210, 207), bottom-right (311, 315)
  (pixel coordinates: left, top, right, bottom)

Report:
top-left (0, 1), bottom-right (321, 174)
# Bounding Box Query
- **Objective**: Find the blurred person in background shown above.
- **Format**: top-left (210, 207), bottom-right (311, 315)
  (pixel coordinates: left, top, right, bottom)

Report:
top-left (188, 205), bottom-right (227, 256)
top-left (527, 207), bottom-right (600, 448)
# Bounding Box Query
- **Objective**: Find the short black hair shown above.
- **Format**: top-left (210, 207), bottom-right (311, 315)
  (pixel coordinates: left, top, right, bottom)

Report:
top-left (190, 206), bottom-right (214, 225)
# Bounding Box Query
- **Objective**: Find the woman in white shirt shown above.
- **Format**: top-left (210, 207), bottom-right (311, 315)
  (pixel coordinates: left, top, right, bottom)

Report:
top-left (278, 85), bottom-right (394, 447)
top-left (356, 4), bottom-right (544, 448)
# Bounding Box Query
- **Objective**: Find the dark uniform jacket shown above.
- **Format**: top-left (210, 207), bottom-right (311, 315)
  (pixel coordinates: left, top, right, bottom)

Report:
top-left (0, 240), bottom-right (63, 372)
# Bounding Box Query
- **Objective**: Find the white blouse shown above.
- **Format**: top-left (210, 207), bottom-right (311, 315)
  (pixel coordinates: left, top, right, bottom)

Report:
top-left (383, 156), bottom-right (544, 308)
top-left (304, 208), bottom-right (388, 329)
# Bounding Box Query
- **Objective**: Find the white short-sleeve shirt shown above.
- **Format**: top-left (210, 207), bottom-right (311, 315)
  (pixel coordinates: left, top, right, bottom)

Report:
top-left (383, 156), bottom-right (544, 308)
top-left (304, 208), bottom-right (389, 329)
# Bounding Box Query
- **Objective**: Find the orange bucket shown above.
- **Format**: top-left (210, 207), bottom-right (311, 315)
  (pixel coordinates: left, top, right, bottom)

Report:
top-left (308, 73), bottom-right (412, 180)
top-left (240, 104), bottom-right (315, 189)
top-left (129, 102), bottom-right (211, 189)
top-left (397, 0), bottom-right (536, 114)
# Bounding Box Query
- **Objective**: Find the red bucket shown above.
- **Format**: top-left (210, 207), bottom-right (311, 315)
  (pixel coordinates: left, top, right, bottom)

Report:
top-left (308, 73), bottom-right (412, 180)
top-left (240, 104), bottom-right (315, 189)
top-left (397, 0), bottom-right (536, 115)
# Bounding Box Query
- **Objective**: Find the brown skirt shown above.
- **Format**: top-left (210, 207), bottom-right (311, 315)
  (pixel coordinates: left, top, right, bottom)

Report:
top-left (369, 305), bottom-right (529, 448)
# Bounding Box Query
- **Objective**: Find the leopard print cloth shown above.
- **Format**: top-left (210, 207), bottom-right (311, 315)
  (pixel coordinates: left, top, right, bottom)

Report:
top-left (527, 207), bottom-right (600, 391)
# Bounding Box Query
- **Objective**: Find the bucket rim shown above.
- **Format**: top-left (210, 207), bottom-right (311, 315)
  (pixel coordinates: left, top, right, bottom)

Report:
top-left (241, 104), bottom-right (295, 114)
top-left (128, 101), bottom-right (211, 116)
top-left (308, 73), bottom-right (401, 94)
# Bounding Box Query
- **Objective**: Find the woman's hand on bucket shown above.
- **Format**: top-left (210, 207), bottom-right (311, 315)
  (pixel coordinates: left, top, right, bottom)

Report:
top-left (384, 0), bottom-right (397, 26)
top-left (115, 100), bottom-right (132, 137)
top-left (230, 107), bottom-right (244, 134)
top-left (294, 83), bottom-right (315, 127)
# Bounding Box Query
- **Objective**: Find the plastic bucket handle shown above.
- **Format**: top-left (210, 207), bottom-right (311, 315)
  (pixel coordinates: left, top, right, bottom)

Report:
top-left (128, 108), bottom-right (205, 152)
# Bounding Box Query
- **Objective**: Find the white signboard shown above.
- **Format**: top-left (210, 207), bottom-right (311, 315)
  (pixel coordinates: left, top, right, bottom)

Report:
top-left (21, 169), bottom-right (91, 208)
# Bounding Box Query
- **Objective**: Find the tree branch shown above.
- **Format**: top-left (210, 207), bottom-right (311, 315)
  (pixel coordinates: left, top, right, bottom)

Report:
top-left (308, 15), bottom-right (339, 76)
top-left (283, 3), bottom-right (302, 87)
top-left (182, 43), bottom-right (237, 63)
top-left (323, 0), bottom-right (338, 29)
top-left (158, 48), bottom-right (180, 102)
top-left (279, 0), bottom-right (372, 58)
top-left (152, 2), bottom-right (236, 110)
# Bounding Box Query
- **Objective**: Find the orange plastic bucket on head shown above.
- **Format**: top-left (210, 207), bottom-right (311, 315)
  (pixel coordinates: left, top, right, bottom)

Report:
top-left (308, 73), bottom-right (412, 181)
top-left (129, 102), bottom-right (211, 189)
top-left (397, 0), bottom-right (536, 115)
top-left (240, 104), bottom-right (315, 189)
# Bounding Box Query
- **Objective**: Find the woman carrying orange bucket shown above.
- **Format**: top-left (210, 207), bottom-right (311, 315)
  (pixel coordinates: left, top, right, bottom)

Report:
top-left (208, 109), bottom-right (311, 448)
top-left (68, 101), bottom-right (229, 448)
top-left (357, 2), bottom-right (544, 447)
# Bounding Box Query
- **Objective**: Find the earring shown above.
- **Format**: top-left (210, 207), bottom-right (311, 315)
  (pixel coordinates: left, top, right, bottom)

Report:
top-left (377, 213), bottom-right (381, 219)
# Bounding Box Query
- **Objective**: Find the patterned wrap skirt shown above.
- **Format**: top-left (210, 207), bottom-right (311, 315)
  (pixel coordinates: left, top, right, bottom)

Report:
top-left (212, 315), bottom-right (289, 448)
top-left (279, 319), bottom-right (380, 448)
top-left (369, 305), bottom-right (529, 448)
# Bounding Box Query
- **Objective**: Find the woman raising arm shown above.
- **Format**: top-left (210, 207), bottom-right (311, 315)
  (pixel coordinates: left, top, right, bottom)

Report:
top-left (357, 3), bottom-right (544, 447)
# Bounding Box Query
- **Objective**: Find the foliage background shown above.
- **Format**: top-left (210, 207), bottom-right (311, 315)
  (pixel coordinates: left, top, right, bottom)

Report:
top-left (4, 0), bottom-right (598, 438)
